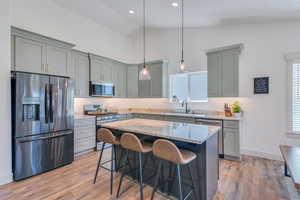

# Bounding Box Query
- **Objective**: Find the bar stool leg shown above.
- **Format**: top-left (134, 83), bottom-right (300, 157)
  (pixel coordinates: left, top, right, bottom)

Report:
top-left (187, 163), bottom-right (197, 199)
top-left (110, 145), bottom-right (115, 195)
top-left (116, 149), bottom-right (129, 198)
top-left (151, 160), bottom-right (162, 200)
top-left (138, 152), bottom-right (144, 200)
top-left (93, 142), bottom-right (106, 184)
top-left (176, 164), bottom-right (183, 200)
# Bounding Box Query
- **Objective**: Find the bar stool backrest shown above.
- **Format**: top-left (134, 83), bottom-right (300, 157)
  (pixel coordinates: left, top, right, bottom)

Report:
top-left (153, 139), bottom-right (183, 164)
top-left (97, 128), bottom-right (117, 144)
top-left (120, 133), bottom-right (143, 152)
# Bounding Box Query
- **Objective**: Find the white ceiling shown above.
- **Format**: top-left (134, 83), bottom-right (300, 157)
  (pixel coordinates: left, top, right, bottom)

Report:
top-left (52, 0), bottom-right (300, 35)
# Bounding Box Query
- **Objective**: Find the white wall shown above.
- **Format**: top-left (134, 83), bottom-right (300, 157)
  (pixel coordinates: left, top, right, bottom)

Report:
top-left (11, 0), bottom-right (136, 63)
top-left (128, 22), bottom-right (300, 159)
top-left (0, 0), bottom-right (12, 185)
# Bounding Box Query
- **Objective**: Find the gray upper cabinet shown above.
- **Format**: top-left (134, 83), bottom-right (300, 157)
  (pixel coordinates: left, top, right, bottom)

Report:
top-left (11, 27), bottom-right (75, 76)
top-left (46, 45), bottom-right (70, 76)
top-left (69, 50), bottom-right (89, 97)
top-left (14, 36), bottom-right (46, 74)
top-left (112, 61), bottom-right (127, 98)
top-left (127, 64), bottom-right (139, 98)
top-left (207, 44), bottom-right (242, 97)
top-left (138, 60), bottom-right (168, 98)
top-left (89, 54), bottom-right (113, 83)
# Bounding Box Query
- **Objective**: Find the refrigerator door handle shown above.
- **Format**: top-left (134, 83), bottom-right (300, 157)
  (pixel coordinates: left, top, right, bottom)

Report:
top-left (17, 131), bottom-right (73, 143)
top-left (45, 84), bottom-right (49, 123)
top-left (49, 84), bottom-right (53, 123)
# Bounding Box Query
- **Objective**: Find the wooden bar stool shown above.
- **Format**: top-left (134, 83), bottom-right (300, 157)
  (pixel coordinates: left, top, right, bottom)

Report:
top-left (93, 128), bottom-right (120, 195)
top-left (151, 139), bottom-right (197, 200)
top-left (116, 133), bottom-right (152, 200)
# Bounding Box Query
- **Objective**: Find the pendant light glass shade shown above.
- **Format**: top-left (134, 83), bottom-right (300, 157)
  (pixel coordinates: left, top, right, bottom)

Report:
top-left (139, 0), bottom-right (151, 80)
top-left (180, 59), bottom-right (187, 72)
top-left (139, 65), bottom-right (151, 80)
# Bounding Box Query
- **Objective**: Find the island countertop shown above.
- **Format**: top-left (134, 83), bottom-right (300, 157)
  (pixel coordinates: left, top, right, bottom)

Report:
top-left (101, 118), bottom-right (220, 144)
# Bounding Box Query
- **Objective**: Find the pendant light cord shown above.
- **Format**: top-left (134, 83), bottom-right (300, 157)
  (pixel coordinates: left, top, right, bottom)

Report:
top-left (181, 0), bottom-right (184, 62)
top-left (143, 0), bottom-right (146, 68)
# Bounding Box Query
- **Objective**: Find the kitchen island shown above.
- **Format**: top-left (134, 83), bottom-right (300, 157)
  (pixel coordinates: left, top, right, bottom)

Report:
top-left (101, 118), bottom-right (220, 200)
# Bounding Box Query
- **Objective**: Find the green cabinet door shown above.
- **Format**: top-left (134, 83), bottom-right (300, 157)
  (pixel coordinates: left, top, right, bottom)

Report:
top-left (221, 49), bottom-right (239, 97)
top-left (207, 52), bottom-right (222, 97)
top-left (223, 127), bottom-right (240, 158)
top-left (127, 64), bottom-right (139, 98)
top-left (46, 45), bottom-right (70, 76)
top-left (90, 55), bottom-right (112, 83)
top-left (150, 63), bottom-right (163, 97)
top-left (112, 61), bottom-right (127, 98)
top-left (15, 36), bottom-right (46, 74)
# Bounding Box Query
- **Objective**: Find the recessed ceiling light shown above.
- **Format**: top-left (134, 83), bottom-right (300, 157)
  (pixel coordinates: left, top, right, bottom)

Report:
top-left (172, 2), bottom-right (178, 7)
top-left (129, 10), bottom-right (135, 14)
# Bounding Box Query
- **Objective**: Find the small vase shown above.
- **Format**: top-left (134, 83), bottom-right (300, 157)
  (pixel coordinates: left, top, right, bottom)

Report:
top-left (233, 112), bottom-right (242, 118)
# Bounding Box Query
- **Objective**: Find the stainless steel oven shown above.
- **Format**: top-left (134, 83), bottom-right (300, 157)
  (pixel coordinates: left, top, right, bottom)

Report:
top-left (89, 82), bottom-right (114, 97)
top-left (195, 118), bottom-right (224, 158)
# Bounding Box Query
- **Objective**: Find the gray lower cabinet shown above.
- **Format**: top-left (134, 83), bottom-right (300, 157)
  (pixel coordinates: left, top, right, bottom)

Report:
top-left (138, 60), bottom-right (168, 98)
top-left (69, 50), bottom-right (89, 97)
top-left (11, 27), bottom-right (75, 76)
top-left (207, 44), bottom-right (242, 97)
top-left (127, 64), bottom-right (139, 98)
top-left (223, 120), bottom-right (240, 159)
top-left (74, 117), bottom-right (96, 155)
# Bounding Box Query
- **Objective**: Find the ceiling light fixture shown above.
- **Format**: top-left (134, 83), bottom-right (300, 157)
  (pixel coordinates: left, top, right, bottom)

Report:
top-left (172, 2), bottom-right (178, 7)
top-left (139, 0), bottom-right (151, 80)
top-left (129, 10), bottom-right (135, 14)
top-left (179, 0), bottom-right (187, 72)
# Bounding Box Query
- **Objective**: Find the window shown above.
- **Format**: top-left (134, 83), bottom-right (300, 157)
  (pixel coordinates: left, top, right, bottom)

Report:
top-left (169, 71), bottom-right (208, 102)
top-left (286, 53), bottom-right (300, 134)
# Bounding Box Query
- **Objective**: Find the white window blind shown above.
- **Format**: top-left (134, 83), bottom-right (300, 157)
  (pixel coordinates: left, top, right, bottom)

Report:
top-left (169, 71), bottom-right (208, 102)
top-left (291, 63), bottom-right (300, 132)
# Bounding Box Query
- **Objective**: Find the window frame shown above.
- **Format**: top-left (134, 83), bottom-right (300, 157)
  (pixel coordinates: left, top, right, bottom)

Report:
top-left (169, 71), bottom-right (208, 103)
top-left (286, 52), bottom-right (300, 136)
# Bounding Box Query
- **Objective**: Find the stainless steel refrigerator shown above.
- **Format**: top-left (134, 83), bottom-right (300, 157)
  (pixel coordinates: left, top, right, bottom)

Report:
top-left (11, 72), bottom-right (74, 181)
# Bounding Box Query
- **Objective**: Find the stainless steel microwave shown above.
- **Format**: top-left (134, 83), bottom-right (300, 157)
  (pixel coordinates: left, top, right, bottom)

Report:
top-left (89, 82), bottom-right (115, 97)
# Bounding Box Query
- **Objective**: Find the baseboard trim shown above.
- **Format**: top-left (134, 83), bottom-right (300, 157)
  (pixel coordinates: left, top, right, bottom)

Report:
top-left (241, 149), bottom-right (282, 161)
top-left (0, 173), bottom-right (13, 185)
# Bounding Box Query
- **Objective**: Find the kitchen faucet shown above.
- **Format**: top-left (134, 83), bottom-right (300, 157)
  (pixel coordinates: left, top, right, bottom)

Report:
top-left (182, 100), bottom-right (190, 113)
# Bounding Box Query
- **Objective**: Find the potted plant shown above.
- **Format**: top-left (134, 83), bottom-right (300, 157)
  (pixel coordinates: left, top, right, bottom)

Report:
top-left (231, 101), bottom-right (242, 117)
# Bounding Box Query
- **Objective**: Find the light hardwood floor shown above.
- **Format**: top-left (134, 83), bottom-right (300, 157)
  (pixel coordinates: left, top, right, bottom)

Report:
top-left (0, 152), bottom-right (292, 200)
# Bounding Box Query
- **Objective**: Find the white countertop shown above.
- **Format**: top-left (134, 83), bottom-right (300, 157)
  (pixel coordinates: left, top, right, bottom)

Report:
top-left (101, 118), bottom-right (221, 144)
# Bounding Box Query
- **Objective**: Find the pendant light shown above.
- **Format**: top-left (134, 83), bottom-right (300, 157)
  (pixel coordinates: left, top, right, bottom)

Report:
top-left (139, 0), bottom-right (151, 80)
top-left (179, 0), bottom-right (187, 72)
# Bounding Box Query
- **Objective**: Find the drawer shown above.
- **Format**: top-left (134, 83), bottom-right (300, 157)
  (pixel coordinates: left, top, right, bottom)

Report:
top-left (75, 118), bottom-right (95, 128)
top-left (75, 136), bottom-right (95, 153)
top-left (223, 120), bottom-right (239, 129)
top-left (74, 127), bottom-right (95, 139)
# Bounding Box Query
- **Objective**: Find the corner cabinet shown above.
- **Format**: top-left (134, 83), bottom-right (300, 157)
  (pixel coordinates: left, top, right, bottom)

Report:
top-left (138, 60), bottom-right (168, 98)
top-left (207, 44), bottom-right (242, 97)
top-left (69, 50), bottom-right (90, 97)
top-left (11, 27), bottom-right (74, 76)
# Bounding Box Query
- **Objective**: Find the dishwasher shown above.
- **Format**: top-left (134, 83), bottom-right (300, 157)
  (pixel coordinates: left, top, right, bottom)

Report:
top-left (195, 118), bottom-right (224, 158)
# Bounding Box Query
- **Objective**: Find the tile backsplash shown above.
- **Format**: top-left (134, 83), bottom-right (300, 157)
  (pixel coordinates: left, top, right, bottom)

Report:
top-left (74, 97), bottom-right (245, 114)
